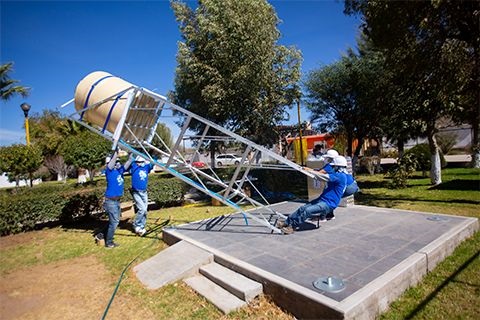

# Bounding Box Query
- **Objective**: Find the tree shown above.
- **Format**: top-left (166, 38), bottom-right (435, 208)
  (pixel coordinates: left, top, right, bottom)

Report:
top-left (304, 39), bottom-right (387, 169)
top-left (170, 0), bottom-right (302, 153)
top-left (154, 122), bottom-right (174, 152)
top-left (345, 0), bottom-right (480, 182)
top-left (59, 131), bottom-right (111, 182)
top-left (0, 144), bottom-right (43, 187)
top-left (29, 110), bottom-right (83, 181)
top-left (0, 62), bottom-right (30, 101)
top-left (29, 110), bottom-right (82, 157)
top-left (44, 155), bottom-right (72, 182)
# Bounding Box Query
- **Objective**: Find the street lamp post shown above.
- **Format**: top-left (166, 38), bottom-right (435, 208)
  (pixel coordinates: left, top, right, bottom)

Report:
top-left (20, 103), bottom-right (31, 146)
top-left (297, 99), bottom-right (304, 166)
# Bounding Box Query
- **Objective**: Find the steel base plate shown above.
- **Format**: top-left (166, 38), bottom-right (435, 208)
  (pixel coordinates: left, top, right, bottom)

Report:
top-left (313, 276), bottom-right (345, 292)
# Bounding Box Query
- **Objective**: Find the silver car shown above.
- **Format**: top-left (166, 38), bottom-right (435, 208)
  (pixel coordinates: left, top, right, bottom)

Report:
top-left (215, 154), bottom-right (244, 166)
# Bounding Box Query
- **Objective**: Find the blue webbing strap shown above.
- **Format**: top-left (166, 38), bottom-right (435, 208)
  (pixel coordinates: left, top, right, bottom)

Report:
top-left (101, 92), bottom-right (126, 133)
top-left (80, 75), bottom-right (113, 121)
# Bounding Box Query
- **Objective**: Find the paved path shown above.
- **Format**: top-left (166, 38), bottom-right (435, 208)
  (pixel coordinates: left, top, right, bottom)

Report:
top-left (163, 202), bottom-right (478, 319)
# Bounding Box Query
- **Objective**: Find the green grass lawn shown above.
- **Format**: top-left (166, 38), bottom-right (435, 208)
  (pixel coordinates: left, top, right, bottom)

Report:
top-left (0, 168), bottom-right (478, 319)
top-left (355, 168), bottom-right (480, 218)
top-left (355, 168), bottom-right (480, 319)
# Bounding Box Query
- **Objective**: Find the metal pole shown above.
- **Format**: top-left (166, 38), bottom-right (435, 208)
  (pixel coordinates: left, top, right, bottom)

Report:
top-left (297, 99), bottom-right (304, 166)
top-left (25, 117), bottom-right (30, 146)
top-left (20, 103), bottom-right (31, 146)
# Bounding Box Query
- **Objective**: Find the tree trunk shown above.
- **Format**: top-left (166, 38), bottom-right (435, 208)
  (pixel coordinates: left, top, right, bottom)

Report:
top-left (471, 42), bottom-right (480, 168)
top-left (210, 142), bottom-right (216, 168)
top-left (427, 132), bottom-right (442, 185)
top-left (471, 107), bottom-right (480, 168)
top-left (347, 133), bottom-right (353, 158)
top-left (352, 136), bottom-right (364, 175)
top-left (397, 140), bottom-right (405, 158)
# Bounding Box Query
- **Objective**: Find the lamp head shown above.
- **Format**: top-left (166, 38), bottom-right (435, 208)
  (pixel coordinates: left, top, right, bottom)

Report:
top-left (20, 103), bottom-right (31, 117)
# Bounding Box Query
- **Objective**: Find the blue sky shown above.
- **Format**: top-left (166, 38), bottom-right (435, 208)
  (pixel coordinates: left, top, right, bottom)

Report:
top-left (0, 0), bottom-right (361, 146)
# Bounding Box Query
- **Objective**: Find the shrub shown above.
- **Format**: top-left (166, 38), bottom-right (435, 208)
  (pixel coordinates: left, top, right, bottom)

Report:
top-left (387, 153), bottom-right (418, 189)
top-left (0, 186), bottom-right (104, 235)
top-left (0, 174), bottom-right (186, 235)
top-left (406, 143), bottom-right (446, 176)
top-left (148, 176), bottom-right (186, 207)
top-left (357, 156), bottom-right (382, 175)
top-left (436, 132), bottom-right (458, 155)
top-left (381, 149), bottom-right (398, 159)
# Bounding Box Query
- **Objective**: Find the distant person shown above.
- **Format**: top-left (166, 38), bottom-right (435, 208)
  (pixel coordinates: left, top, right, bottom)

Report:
top-left (96, 149), bottom-right (132, 248)
top-left (126, 154), bottom-right (155, 236)
top-left (278, 155), bottom-right (347, 234)
top-left (310, 144), bottom-right (324, 159)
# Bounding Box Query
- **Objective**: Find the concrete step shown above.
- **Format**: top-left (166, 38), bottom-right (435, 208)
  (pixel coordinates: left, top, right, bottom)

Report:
top-left (134, 240), bottom-right (213, 290)
top-left (184, 275), bottom-right (246, 314)
top-left (199, 262), bottom-right (262, 302)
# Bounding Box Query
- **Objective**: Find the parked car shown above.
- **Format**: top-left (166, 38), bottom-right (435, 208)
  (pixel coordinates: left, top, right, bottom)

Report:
top-left (215, 154), bottom-right (245, 166)
top-left (191, 161), bottom-right (206, 168)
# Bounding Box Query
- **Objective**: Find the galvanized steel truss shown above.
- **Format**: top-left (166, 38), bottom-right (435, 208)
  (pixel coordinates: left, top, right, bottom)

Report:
top-left (61, 86), bottom-right (319, 234)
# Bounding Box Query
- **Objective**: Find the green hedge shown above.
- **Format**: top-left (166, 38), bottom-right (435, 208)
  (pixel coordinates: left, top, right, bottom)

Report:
top-left (0, 174), bottom-right (186, 235)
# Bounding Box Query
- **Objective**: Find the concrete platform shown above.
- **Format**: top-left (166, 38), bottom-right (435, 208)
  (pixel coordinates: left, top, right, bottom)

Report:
top-left (162, 202), bottom-right (478, 319)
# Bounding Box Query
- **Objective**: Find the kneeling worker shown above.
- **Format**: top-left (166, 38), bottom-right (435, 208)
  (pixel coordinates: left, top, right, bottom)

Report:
top-left (278, 156), bottom-right (348, 234)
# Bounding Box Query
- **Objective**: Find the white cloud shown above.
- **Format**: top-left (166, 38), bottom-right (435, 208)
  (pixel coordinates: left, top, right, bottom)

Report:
top-left (0, 128), bottom-right (25, 146)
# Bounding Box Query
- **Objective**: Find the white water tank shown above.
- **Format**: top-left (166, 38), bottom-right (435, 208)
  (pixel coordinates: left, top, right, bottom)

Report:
top-left (74, 71), bottom-right (134, 134)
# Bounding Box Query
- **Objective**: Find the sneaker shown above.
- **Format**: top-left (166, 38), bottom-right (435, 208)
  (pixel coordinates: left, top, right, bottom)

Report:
top-left (105, 242), bottom-right (120, 248)
top-left (94, 233), bottom-right (105, 246)
top-left (317, 214), bottom-right (327, 222)
top-left (326, 213), bottom-right (335, 221)
top-left (281, 225), bottom-right (295, 235)
top-left (276, 220), bottom-right (287, 229)
top-left (136, 228), bottom-right (147, 237)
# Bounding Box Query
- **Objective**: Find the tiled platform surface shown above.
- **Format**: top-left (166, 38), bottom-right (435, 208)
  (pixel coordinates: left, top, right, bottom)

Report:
top-left (162, 202), bottom-right (478, 319)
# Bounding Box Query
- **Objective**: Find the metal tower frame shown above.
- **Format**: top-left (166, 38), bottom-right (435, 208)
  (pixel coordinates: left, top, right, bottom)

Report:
top-left (61, 85), bottom-right (323, 234)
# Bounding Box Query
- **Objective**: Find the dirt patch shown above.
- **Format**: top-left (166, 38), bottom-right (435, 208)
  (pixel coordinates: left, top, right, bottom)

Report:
top-left (0, 230), bottom-right (55, 251)
top-left (0, 255), bottom-right (154, 320)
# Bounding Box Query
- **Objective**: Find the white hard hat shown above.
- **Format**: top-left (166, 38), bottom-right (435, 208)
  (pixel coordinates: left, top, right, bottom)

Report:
top-left (332, 155), bottom-right (348, 167)
top-left (324, 149), bottom-right (339, 159)
top-left (135, 156), bottom-right (145, 162)
top-left (105, 156), bottom-right (111, 164)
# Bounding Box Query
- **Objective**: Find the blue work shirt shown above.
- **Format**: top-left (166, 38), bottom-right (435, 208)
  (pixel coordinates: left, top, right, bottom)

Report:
top-left (346, 173), bottom-right (354, 185)
top-left (312, 171), bottom-right (347, 209)
top-left (321, 163), bottom-right (335, 174)
top-left (130, 162), bottom-right (154, 191)
top-left (105, 166), bottom-right (126, 198)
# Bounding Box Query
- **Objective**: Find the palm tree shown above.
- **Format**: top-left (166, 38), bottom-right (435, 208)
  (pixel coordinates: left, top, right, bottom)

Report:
top-left (0, 62), bottom-right (30, 101)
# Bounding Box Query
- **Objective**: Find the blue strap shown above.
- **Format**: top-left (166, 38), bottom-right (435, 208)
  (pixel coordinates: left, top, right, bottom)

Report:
top-left (101, 92), bottom-right (125, 133)
top-left (80, 75), bottom-right (113, 120)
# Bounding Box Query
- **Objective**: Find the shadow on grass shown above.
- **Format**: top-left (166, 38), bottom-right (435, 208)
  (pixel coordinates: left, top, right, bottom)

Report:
top-left (355, 192), bottom-right (480, 207)
top-left (405, 249), bottom-right (480, 319)
top-left (357, 180), bottom-right (389, 189)
top-left (354, 193), bottom-right (402, 208)
top-left (45, 215), bottom-right (172, 242)
top-left (430, 179), bottom-right (480, 191)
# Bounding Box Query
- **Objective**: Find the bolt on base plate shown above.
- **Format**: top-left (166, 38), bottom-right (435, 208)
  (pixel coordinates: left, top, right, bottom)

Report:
top-left (313, 276), bottom-right (345, 292)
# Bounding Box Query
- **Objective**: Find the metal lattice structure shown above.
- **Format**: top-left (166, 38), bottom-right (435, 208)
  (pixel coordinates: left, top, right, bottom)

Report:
top-left (61, 85), bottom-right (320, 234)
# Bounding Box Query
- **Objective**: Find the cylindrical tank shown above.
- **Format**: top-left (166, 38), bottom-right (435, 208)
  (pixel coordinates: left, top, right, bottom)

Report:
top-left (74, 71), bottom-right (134, 134)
